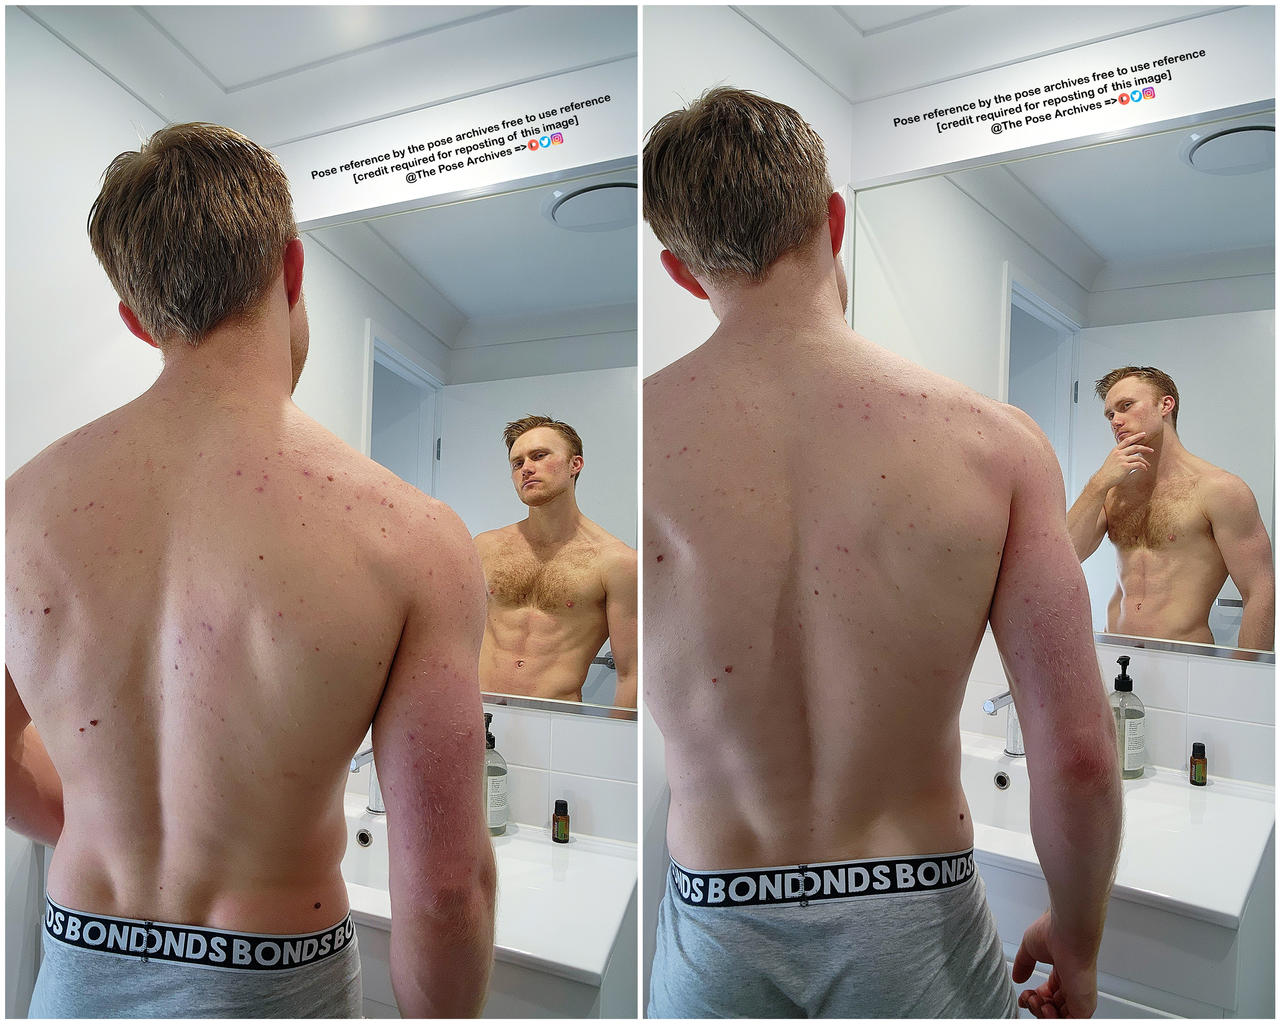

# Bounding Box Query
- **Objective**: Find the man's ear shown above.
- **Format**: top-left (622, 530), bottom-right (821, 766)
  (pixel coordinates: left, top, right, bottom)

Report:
top-left (659, 249), bottom-right (710, 301)
top-left (283, 238), bottom-right (305, 309)
top-left (1160, 395), bottom-right (1177, 420)
top-left (827, 191), bottom-right (846, 257)
top-left (570, 454), bottom-right (584, 479)
top-left (118, 303), bottom-right (160, 349)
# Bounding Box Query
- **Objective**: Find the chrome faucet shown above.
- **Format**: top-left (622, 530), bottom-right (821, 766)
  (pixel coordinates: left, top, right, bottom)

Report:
top-left (350, 747), bottom-right (385, 814)
top-left (590, 651), bottom-right (616, 670)
top-left (983, 691), bottom-right (1025, 757)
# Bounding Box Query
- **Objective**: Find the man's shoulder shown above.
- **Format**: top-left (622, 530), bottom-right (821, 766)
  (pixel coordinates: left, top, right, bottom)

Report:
top-left (1193, 460), bottom-right (1256, 509)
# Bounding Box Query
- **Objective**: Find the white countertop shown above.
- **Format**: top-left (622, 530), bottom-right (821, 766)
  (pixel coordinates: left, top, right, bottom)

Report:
top-left (341, 796), bottom-right (637, 987)
top-left (961, 732), bottom-right (1275, 929)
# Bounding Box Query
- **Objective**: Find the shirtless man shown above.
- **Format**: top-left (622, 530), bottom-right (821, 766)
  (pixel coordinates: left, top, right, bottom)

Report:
top-left (5, 124), bottom-right (495, 1017)
top-left (1067, 366), bottom-right (1274, 650)
top-left (643, 87), bottom-right (1121, 1018)
top-left (474, 416), bottom-right (637, 708)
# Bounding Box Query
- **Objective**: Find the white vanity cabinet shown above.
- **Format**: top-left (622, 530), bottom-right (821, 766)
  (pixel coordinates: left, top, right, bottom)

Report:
top-left (342, 805), bottom-right (638, 1018)
top-left (963, 735), bottom-right (1275, 1018)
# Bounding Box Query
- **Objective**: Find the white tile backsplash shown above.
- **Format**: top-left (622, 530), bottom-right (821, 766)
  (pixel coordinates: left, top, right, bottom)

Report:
top-left (548, 772), bottom-right (638, 844)
top-left (1098, 647), bottom-right (1189, 713)
top-left (964, 631), bottom-right (1274, 786)
top-left (1140, 707), bottom-right (1188, 773)
top-left (505, 764), bottom-right (551, 828)
top-left (484, 701), bottom-right (639, 843)
top-left (1188, 658), bottom-right (1276, 725)
top-left (485, 704), bottom-right (552, 769)
top-left (551, 714), bottom-right (638, 782)
top-left (1184, 715), bottom-right (1275, 787)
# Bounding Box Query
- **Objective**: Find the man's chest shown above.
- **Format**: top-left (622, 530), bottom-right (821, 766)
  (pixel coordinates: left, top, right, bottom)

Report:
top-left (483, 542), bottom-right (605, 612)
top-left (1107, 481), bottom-right (1206, 550)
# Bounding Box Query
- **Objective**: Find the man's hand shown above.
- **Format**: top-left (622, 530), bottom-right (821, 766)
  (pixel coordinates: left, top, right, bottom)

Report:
top-left (1094, 432), bottom-right (1154, 490)
top-left (1012, 911), bottom-right (1100, 1019)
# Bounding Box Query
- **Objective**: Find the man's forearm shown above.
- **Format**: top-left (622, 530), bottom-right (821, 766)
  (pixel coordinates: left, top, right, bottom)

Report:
top-left (1238, 587), bottom-right (1275, 651)
top-left (1028, 752), bottom-right (1122, 954)
top-left (5, 724), bottom-right (64, 846)
top-left (392, 877), bottom-right (496, 1016)
top-left (1066, 477), bottom-right (1108, 561)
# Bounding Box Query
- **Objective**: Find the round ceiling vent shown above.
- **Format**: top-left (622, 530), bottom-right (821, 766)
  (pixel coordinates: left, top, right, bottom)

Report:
top-left (1181, 125), bottom-right (1274, 175)
top-left (544, 183), bottom-right (637, 232)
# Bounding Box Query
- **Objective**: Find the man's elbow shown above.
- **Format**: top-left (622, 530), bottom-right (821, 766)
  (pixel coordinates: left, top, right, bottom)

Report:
top-left (423, 858), bottom-right (497, 938)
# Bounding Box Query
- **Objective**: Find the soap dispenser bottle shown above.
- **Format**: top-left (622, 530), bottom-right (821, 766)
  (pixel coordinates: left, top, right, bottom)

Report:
top-left (1109, 656), bottom-right (1146, 780)
top-left (484, 712), bottom-right (509, 835)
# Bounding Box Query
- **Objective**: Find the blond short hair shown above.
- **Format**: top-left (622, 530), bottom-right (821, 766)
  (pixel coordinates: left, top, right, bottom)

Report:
top-left (88, 123), bottom-right (297, 347)
top-left (503, 415), bottom-right (584, 485)
top-left (1095, 366), bottom-right (1180, 429)
top-left (643, 86), bottom-right (833, 283)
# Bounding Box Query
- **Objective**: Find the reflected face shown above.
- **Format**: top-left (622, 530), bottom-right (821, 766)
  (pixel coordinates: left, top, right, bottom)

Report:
top-left (508, 426), bottom-right (582, 506)
top-left (1103, 377), bottom-right (1168, 443)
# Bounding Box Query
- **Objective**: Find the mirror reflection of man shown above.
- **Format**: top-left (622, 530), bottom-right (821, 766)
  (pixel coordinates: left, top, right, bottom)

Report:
top-left (474, 416), bottom-right (637, 708)
top-left (1067, 366), bottom-right (1275, 650)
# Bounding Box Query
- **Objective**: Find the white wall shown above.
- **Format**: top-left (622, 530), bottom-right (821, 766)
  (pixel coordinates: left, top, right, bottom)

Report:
top-left (640, 5), bottom-right (855, 375)
top-left (1071, 310), bottom-right (1276, 642)
top-left (437, 366), bottom-right (637, 546)
top-left (4, 8), bottom-right (166, 475)
top-left (853, 174), bottom-right (1089, 398)
top-left (371, 362), bottom-right (426, 488)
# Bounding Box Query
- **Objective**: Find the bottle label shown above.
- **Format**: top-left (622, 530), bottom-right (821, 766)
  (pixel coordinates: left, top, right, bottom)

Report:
top-left (1191, 761), bottom-right (1206, 785)
top-left (1124, 718), bottom-right (1145, 772)
top-left (487, 775), bottom-right (508, 825)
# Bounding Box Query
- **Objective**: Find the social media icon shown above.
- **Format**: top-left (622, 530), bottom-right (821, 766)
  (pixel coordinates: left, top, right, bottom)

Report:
top-left (1118, 93), bottom-right (1130, 105)
top-left (527, 139), bottom-right (539, 151)
top-left (539, 135), bottom-right (551, 148)
top-left (1130, 90), bottom-right (1142, 103)
top-left (1142, 87), bottom-right (1155, 99)
top-left (550, 133), bottom-right (564, 145)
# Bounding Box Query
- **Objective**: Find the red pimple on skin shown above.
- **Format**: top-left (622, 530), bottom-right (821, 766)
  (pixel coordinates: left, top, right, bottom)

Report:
top-left (566, 601), bottom-right (574, 608)
top-left (1168, 534), bottom-right (1175, 541)
top-left (724, 666), bottom-right (733, 673)
top-left (837, 402), bottom-right (844, 408)
top-left (327, 476), bottom-right (334, 482)
top-left (79, 727), bottom-right (85, 732)
top-left (712, 677), bottom-right (718, 684)
top-left (881, 474), bottom-right (887, 479)
top-left (656, 555), bottom-right (664, 562)
top-left (90, 720), bottom-right (98, 726)
top-left (346, 505), bottom-right (352, 511)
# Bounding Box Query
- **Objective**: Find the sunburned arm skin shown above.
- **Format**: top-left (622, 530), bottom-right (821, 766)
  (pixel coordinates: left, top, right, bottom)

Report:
top-left (374, 506), bottom-right (496, 1018)
top-left (1067, 432), bottom-right (1153, 561)
top-left (990, 415), bottom-right (1122, 1019)
top-left (1203, 475), bottom-right (1275, 651)
top-left (5, 667), bottom-right (64, 847)
top-left (603, 548), bottom-right (638, 709)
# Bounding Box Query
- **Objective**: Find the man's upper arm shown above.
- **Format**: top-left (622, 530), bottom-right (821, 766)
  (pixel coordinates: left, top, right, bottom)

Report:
top-left (989, 416), bottom-right (1110, 759)
top-left (1205, 474), bottom-right (1275, 599)
top-left (603, 547), bottom-right (638, 708)
top-left (374, 505), bottom-right (490, 903)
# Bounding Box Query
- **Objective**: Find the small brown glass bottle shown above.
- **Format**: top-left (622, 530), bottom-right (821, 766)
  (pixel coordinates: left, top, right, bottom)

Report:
top-left (552, 799), bottom-right (570, 843)
top-left (1189, 742), bottom-right (1207, 786)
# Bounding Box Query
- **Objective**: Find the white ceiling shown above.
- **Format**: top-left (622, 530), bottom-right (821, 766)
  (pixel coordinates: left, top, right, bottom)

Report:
top-left (998, 113), bottom-right (1275, 266)
top-left (734, 5), bottom-right (1228, 105)
top-left (309, 166), bottom-right (638, 335)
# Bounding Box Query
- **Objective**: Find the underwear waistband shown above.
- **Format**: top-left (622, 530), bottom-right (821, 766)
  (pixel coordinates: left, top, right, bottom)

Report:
top-left (43, 896), bottom-right (355, 971)
top-left (668, 848), bottom-right (976, 908)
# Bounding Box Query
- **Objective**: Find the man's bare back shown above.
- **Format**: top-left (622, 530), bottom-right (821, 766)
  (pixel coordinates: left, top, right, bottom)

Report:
top-left (646, 325), bottom-right (1043, 870)
top-left (6, 391), bottom-right (473, 933)
top-left (475, 519), bottom-right (632, 702)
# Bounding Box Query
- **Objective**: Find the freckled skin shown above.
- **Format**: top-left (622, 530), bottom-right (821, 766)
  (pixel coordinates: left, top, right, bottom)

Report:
top-left (644, 262), bottom-right (1112, 877)
top-left (5, 356), bottom-right (490, 940)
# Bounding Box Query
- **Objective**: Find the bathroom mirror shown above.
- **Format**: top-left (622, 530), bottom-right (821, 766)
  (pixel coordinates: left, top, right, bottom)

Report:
top-left (303, 163), bottom-right (638, 714)
top-left (852, 108), bottom-right (1275, 659)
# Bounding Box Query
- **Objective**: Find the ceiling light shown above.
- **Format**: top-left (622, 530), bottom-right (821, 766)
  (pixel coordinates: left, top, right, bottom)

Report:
top-left (543, 183), bottom-right (637, 232)
top-left (1181, 125), bottom-right (1274, 176)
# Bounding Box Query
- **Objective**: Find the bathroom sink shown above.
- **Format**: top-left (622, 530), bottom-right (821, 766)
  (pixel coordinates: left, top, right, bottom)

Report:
top-left (339, 793), bottom-right (638, 1017)
top-left (960, 731), bottom-right (1273, 926)
top-left (961, 731), bottom-right (1274, 1017)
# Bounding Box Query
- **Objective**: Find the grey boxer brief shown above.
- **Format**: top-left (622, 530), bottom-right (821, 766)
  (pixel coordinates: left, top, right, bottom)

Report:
top-left (29, 896), bottom-right (362, 1018)
top-left (648, 849), bottom-right (1017, 1018)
